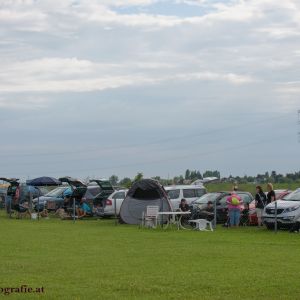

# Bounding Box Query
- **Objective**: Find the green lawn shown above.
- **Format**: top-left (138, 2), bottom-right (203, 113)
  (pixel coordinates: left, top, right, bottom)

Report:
top-left (207, 182), bottom-right (300, 195)
top-left (0, 213), bottom-right (300, 300)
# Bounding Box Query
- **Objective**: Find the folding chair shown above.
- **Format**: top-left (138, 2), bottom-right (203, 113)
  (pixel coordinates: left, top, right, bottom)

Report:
top-left (188, 219), bottom-right (213, 231)
top-left (141, 206), bottom-right (159, 228)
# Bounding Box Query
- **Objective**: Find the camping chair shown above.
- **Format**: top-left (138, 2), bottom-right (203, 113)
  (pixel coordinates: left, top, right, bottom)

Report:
top-left (141, 206), bottom-right (159, 228)
top-left (188, 219), bottom-right (213, 231)
top-left (13, 202), bottom-right (31, 219)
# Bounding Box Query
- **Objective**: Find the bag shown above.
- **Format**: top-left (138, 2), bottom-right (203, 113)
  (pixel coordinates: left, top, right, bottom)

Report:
top-left (231, 196), bottom-right (240, 206)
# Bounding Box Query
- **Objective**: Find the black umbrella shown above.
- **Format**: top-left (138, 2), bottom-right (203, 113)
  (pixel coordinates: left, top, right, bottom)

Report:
top-left (26, 176), bottom-right (61, 186)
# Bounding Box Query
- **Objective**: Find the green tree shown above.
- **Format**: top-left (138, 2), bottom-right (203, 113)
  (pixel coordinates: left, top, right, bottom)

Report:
top-left (119, 177), bottom-right (132, 188)
top-left (133, 172), bottom-right (143, 182)
top-left (185, 169), bottom-right (191, 180)
top-left (109, 175), bottom-right (119, 186)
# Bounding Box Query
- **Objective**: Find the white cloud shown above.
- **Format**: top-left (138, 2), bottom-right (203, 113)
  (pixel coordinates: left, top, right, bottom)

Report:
top-left (0, 57), bottom-right (255, 93)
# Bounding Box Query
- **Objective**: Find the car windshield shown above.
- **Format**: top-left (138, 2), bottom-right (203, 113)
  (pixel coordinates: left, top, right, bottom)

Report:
top-left (45, 187), bottom-right (66, 197)
top-left (281, 189), bottom-right (300, 201)
top-left (193, 193), bottom-right (221, 204)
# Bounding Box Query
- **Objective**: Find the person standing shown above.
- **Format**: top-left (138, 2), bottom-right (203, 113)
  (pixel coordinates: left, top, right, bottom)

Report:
top-left (266, 183), bottom-right (276, 204)
top-left (226, 192), bottom-right (242, 228)
top-left (255, 186), bottom-right (267, 227)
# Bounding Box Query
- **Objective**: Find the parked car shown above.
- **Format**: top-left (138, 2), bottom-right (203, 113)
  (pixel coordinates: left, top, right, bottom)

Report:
top-left (263, 188), bottom-right (300, 230)
top-left (33, 186), bottom-right (71, 211)
top-left (0, 186), bottom-right (7, 208)
top-left (248, 190), bottom-right (292, 225)
top-left (104, 189), bottom-right (128, 217)
top-left (191, 191), bottom-right (254, 224)
top-left (164, 185), bottom-right (207, 211)
top-left (0, 177), bottom-right (46, 212)
top-left (89, 179), bottom-right (115, 207)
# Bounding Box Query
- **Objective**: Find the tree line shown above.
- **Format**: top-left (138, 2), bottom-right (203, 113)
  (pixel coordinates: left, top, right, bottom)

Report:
top-left (106, 170), bottom-right (300, 188)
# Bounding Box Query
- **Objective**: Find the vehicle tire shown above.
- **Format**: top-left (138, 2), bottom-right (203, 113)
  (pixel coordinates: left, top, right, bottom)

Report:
top-left (265, 223), bottom-right (274, 230)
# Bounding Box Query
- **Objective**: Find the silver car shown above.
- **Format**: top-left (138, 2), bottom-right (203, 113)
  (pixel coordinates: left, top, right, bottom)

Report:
top-left (104, 189), bottom-right (128, 216)
top-left (263, 188), bottom-right (300, 230)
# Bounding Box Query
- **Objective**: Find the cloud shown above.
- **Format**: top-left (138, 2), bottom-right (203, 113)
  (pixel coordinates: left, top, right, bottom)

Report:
top-left (0, 56), bottom-right (255, 94)
top-left (0, 96), bottom-right (48, 110)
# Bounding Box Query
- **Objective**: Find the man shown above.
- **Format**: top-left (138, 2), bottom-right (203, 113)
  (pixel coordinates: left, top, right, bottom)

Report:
top-left (179, 198), bottom-right (190, 212)
top-left (200, 201), bottom-right (214, 221)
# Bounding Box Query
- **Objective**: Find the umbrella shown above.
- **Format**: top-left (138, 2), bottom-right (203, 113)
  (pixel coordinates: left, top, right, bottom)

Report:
top-left (26, 176), bottom-right (61, 186)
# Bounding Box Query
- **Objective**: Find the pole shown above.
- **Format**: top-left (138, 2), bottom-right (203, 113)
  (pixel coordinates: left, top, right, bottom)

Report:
top-left (114, 197), bottom-right (117, 226)
top-left (9, 195), bottom-right (12, 219)
top-left (29, 191), bottom-right (33, 219)
top-left (37, 189), bottom-right (40, 221)
top-left (213, 200), bottom-right (217, 229)
top-left (274, 201), bottom-right (278, 233)
top-left (73, 198), bottom-right (76, 223)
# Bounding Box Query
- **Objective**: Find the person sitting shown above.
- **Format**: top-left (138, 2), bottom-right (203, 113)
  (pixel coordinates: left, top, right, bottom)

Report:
top-left (14, 201), bottom-right (31, 219)
top-left (77, 199), bottom-right (93, 219)
top-left (178, 198), bottom-right (190, 225)
top-left (57, 193), bottom-right (73, 220)
top-left (179, 198), bottom-right (190, 212)
top-left (199, 201), bottom-right (214, 222)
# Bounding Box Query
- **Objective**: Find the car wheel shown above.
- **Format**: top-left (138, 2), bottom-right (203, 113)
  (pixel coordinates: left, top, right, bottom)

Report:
top-left (265, 223), bottom-right (275, 230)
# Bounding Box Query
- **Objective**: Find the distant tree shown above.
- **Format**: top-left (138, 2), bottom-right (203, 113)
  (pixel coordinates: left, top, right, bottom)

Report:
top-left (196, 171), bottom-right (202, 179)
top-left (203, 170), bottom-right (220, 179)
top-left (109, 175), bottom-right (119, 186)
top-left (119, 177), bottom-right (132, 188)
top-left (185, 169), bottom-right (191, 180)
top-left (133, 172), bottom-right (143, 183)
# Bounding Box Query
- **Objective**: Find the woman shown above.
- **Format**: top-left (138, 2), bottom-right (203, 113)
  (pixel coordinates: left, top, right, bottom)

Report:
top-left (226, 192), bottom-right (242, 228)
top-left (255, 186), bottom-right (267, 227)
top-left (266, 183), bottom-right (276, 204)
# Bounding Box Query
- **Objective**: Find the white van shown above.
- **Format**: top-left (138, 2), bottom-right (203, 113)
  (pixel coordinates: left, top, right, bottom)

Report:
top-left (164, 185), bottom-right (207, 211)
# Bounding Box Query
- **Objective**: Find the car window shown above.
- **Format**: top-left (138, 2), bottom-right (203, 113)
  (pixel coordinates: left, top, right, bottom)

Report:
top-left (195, 189), bottom-right (206, 197)
top-left (194, 193), bottom-right (221, 204)
top-left (183, 189), bottom-right (196, 198)
top-left (282, 189), bottom-right (300, 201)
top-left (219, 195), bottom-right (228, 205)
top-left (238, 193), bottom-right (252, 203)
top-left (46, 187), bottom-right (66, 197)
top-left (167, 189), bottom-right (180, 199)
top-left (113, 192), bottom-right (125, 199)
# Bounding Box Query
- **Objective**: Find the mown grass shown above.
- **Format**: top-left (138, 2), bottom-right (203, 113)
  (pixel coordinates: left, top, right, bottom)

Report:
top-left (0, 212), bottom-right (300, 300)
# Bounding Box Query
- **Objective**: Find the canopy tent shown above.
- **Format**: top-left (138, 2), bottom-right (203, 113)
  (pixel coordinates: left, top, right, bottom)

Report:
top-left (26, 176), bottom-right (61, 186)
top-left (120, 179), bottom-right (172, 225)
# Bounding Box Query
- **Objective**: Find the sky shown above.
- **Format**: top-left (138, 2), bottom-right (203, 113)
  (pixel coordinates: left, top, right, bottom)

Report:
top-left (0, 0), bottom-right (299, 181)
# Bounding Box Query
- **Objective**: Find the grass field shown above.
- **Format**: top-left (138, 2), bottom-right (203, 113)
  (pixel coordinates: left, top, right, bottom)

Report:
top-left (0, 213), bottom-right (300, 300)
top-left (206, 182), bottom-right (300, 195)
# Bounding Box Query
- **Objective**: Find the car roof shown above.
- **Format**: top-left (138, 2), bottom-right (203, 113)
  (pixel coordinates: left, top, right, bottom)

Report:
top-left (164, 185), bottom-right (205, 190)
